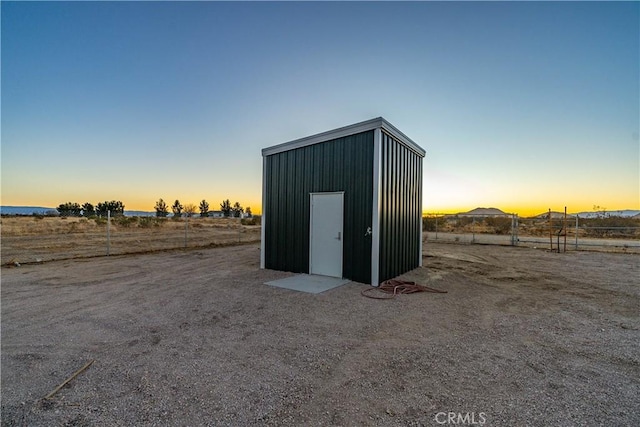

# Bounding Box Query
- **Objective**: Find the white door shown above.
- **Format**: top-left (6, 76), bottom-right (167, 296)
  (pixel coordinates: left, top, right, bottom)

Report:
top-left (310, 192), bottom-right (344, 277)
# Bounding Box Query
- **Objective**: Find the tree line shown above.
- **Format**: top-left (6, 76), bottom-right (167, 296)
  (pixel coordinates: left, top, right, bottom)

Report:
top-left (57, 201), bottom-right (124, 217)
top-left (154, 198), bottom-right (252, 218)
top-left (55, 198), bottom-right (253, 218)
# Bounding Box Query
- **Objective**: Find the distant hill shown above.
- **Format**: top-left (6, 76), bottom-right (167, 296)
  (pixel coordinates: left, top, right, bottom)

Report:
top-left (1, 206), bottom-right (55, 215)
top-left (532, 211), bottom-right (576, 219)
top-left (453, 207), bottom-right (509, 217)
top-left (1, 206), bottom-right (155, 217)
top-left (124, 210), bottom-right (155, 217)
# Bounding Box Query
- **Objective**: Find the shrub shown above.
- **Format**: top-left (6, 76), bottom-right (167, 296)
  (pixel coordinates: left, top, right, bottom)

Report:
top-left (138, 217), bottom-right (154, 228)
top-left (139, 217), bottom-right (165, 228)
top-left (241, 215), bottom-right (261, 226)
top-left (422, 216), bottom-right (442, 231)
top-left (485, 217), bottom-right (512, 235)
top-left (115, 216), bottom-right (138, 228)
top-left (456, 216), bottom-right (474, 227)
top-left (582, 217), bottom-right (640, 238)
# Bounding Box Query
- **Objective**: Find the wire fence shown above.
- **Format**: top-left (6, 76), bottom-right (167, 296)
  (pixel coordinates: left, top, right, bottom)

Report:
top-left (423, 213), bottom-right (640, 253)
top-left (1, 215), bottom-right (262, 265)
top-left (4, 212), bottom-right (639, 266)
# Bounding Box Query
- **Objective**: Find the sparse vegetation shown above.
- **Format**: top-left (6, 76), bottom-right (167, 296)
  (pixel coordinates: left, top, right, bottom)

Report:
top-left (422, 216), bottom-right (440, 232)
top-left (485, 216), bottom-right (512, 235)
top-left (581, 217), bottom-right (639, 238)
top-left (139, 217), bottom-right (165, 228)
top-left (1, 216), bottom-right (261, 263)
top-left (241, 215), bottom-right (261, 226)
top-left (114, 216), bottom-right (138, 228)
top-left (423, 214), bottom-right (640, 243)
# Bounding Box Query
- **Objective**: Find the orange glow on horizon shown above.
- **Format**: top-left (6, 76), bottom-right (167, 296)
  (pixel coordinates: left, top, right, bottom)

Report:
top-left (3, 190), bottom-right (636, 219)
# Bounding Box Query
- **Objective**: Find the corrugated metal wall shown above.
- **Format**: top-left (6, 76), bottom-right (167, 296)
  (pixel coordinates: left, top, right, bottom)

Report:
top-left (378, 131), bottom-right (423, 282)
top-left (264, 130), bottom-right (374, 283)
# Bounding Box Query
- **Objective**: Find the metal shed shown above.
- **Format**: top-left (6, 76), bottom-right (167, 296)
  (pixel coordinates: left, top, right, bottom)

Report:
top-left (260, 117), bottom-right (425, 286)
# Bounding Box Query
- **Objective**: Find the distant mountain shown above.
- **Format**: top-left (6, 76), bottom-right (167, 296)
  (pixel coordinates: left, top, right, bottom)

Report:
top-left (455, 207), bottom-right (509, 217)
top-left (1, 206), bottom-right (55, 215)
top-left (1, 206), bottom-right (156, 217)
top-left (532, 211), bottom-right (576, 219)
top-left (124, 210), bottom-right (155, 217)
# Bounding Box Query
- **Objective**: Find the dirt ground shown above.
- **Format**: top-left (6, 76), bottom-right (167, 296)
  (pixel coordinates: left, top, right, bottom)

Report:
top-left (0, 216), bottom-right (261, 264)
top-left (1, 241), bottom-right (638, 426)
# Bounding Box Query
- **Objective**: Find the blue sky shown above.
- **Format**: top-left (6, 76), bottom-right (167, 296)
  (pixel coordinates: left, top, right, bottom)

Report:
top-left (2, 1), bottom-right (638, 215)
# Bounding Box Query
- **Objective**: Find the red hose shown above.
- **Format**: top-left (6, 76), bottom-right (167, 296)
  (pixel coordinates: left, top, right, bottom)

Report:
top-left (361, 279), bottom-right (447, 299)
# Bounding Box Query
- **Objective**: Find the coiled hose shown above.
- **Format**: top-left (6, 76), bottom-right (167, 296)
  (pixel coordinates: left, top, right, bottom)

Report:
top-left (361, 279), bottom-right (448, 299)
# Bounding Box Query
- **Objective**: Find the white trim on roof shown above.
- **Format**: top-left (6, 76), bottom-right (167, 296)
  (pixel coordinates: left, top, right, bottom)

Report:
top-left (261, 117), bottom-right (425, 158)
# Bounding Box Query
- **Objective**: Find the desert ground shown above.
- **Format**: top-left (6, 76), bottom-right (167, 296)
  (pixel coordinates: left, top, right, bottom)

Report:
top-left (1, 239), bottom-right (638, 426)
top-left (2, 215), bottom-right (637, 266)
top-left (1, 216), bottom-right (261, 265)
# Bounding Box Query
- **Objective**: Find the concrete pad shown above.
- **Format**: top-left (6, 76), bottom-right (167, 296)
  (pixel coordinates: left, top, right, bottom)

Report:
top-left (265, 274), bottom-right (350, 294)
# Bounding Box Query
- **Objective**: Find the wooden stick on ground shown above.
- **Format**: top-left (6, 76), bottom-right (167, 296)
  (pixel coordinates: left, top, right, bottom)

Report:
top-left (44, 359), bottom-right (95, 400)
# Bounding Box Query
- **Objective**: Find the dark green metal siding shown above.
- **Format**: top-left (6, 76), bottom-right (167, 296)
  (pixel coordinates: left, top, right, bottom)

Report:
top-left (378, 131), bottom-right (423, 282)
top-left (264, 130), bottom-right (374, 283)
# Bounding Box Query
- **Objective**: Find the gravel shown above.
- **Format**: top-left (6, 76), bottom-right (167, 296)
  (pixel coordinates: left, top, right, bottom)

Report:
top-left (1, 242), bottom-right (638, 426)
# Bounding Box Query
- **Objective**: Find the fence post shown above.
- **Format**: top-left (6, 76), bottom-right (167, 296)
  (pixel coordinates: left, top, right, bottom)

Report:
top-left (107, 210), bottom-right (111, 256)
top-left (575, 215), bottom-right (579, 250)
top-left (549, 208), bottom-right (553, 252)
top-left (435, 216), bottom-right (438, 240)
top-left (184, 215), bottom-right (188, 248)
top-left (563, 206), bottom-right (567, 253)
top-left (472, 216), bottom-right (476, 244)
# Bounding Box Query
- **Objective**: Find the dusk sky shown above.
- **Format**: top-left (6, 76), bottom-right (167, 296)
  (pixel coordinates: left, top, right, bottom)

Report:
top-left (2, 1), bottom-right (638, 216)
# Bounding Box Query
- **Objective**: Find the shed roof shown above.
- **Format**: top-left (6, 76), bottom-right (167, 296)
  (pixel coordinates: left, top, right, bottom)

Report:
top-left (262, 117), bottom-right (425, 157)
